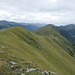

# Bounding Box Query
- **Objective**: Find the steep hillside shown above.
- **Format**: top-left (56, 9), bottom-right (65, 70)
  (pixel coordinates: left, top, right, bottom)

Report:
top-left (33, 24), bottom-right (75, 57)
top-left (57, 24), bottom-right (75, 44)
top-left (0, 26), bottom-right (75, 75)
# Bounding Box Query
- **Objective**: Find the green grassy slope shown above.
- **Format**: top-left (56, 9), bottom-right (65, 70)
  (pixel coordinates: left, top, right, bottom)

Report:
top-left (33, 24), bottom-right (75, 57)
top-left (0, 26), bottom-right (75, 75)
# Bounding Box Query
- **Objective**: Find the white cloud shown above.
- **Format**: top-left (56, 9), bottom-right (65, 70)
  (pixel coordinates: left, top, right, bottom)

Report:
top-left (0, 0), bottom-right (75, 25)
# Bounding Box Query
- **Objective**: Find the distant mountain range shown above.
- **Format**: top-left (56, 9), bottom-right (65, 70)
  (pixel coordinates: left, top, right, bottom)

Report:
top-left (0, 20), bottom-right (45, 31)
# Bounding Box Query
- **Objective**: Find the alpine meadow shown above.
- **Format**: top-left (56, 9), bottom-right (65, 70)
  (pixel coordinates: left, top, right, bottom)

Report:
top-left (0, 25), bottom-right (75, 75)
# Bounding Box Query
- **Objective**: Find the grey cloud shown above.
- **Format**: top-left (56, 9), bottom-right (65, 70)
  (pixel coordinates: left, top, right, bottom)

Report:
top-left (0, 0), bottom-right (75, 25)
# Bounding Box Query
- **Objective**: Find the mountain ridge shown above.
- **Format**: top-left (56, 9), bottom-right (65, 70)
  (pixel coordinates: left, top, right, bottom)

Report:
top-left (33, 24), bottom-right (75, 57)
top-left (0, 26), bottom-right (75, 75)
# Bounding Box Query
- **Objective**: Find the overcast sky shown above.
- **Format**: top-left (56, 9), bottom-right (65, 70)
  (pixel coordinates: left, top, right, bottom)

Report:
top-left (0, 0), bottom-right (75, 25)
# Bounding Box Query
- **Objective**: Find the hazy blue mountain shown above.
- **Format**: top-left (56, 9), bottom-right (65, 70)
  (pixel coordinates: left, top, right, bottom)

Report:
top-left (0, 20), bottom-right (43, 31)
top-left (0, 20), bottom-right (12, 29)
